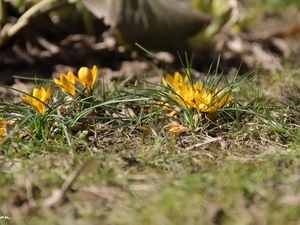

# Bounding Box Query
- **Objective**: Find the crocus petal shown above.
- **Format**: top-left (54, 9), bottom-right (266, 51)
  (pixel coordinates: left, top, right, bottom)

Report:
top-left (77, 65), bottom-right (98, 94)
top-left (20, 86), bottom-right (52, 116)
top-left (44, 86), bottom-right (52, 103)
top-left (174, 72), bottom-right (182, 84)
top-left (33, 88), bottom-right (42, 100)
top-left (54, 72), bottom-right (77, 96)
top-left (162, 77), bottom-right (168, 87)
top-left (20, 92), bottom-right (32, 105)
top-left (91, 65), bottom-right (98, 87)
top-left (78, 67), bottom-right (91, 86)
top-left (34, 102), bottom-right (45, 116)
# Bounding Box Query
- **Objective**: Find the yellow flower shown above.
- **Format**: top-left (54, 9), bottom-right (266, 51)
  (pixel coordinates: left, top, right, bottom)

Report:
top-left (20, 86), bottom-right (52, 116)
top-left (0, 117), bottom-right (16, 140)
top-left (78, 65), bottom-right (98, 94)
top-left (162, 72), bottom-right (194, 108)
top-left (162, 72), bottom-right (189, 91)
top-left (53, 71), bottom-right (78, 96)
top-left (162, 72), bottom-right (232, 113)
top-left (193, 84), bottom-right (232, 113)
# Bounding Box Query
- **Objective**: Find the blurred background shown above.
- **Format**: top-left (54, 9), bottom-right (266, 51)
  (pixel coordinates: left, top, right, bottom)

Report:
top-left (0, 0), bottom-right (299, 87)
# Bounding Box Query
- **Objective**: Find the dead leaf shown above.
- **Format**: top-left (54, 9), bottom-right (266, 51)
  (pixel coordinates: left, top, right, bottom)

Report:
top-left (81, 0), bottom-right (211, 48)
top-left (165, 121), bottom-right (189, 136)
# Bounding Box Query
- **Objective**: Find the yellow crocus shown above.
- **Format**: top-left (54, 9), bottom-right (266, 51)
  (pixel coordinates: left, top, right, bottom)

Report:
top-left (54, 71), bottom-right (77, 97)
top-left (162, 72), bottom-right (232, 113)
top-left (78, 65), bottom-right (98, 94)
top-left (20, 86), bottom-right (52, 116)
top-left (200, 93), bottom-right (232, 113)
top-left (162, 72), bottom-right (189, 91)
top-left (193, 84), bottom-right (232, 113)
top-left (163, 72), bottom-right (194, 108)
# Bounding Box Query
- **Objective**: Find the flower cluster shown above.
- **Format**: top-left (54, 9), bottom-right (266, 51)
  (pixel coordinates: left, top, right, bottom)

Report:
top-left (17, 65), bottom-right (233, 138)
top-left (20, 65), bottom-right (98, 116)
top-left (162, 72), bottom-right (232, 114)
top-left (53, 71), bottom-right (77, 97)
top-left (54, 65), bottom-right (98, 96)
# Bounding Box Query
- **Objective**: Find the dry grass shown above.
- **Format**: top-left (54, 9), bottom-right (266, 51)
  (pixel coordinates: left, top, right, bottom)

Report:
top-left (1, 67), bottom-right (300, 225)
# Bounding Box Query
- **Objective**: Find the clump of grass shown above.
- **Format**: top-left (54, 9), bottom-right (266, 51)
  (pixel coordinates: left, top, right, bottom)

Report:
top-left (0, 64), bottom-right (155, 156)
top-left (135, 52), bottom-right (254, 135)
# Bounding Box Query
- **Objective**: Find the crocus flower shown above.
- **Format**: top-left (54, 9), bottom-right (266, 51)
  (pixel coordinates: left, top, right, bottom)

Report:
top-left (162, 72), bottom-right (232, 113)
top-left (162, 72), bottom-right (194, 108)
top-left (20, 86), bottom-right (52, 116)
top-left (78, 65), bottom-right (98, 94)
top-left (53, 71), bottom-right (78, 96)
top-left (193, 85), bottom-right (232, 113)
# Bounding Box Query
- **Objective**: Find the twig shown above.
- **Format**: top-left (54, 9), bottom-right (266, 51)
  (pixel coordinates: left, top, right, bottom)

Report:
top-left (0, 0), bottom-right (68, 47)
top-left (9, 0), bottom-right (57, 35)
top-left (221, 0), bottom-right (239, 33)
top-left (0, 0), bottom-right (7, 29)
top-left (43, 158), bottom-right (100, 208)
top-left (186, 137), bottom-right (222, 150)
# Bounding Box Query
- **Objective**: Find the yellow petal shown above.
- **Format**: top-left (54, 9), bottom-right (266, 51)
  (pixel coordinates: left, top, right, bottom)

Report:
top-left (32, 88), bottom-right (42, 100)
top-left (54, 73), bottom-right (76, 96)
top-left (166, 73), bottom-right (175, 87)
top-left (20, 86), bottom-right (52, 116)
top-left (67, 70), bottom-right (77, 82)
top-left (20, 93), bottom-right (32, 105)
top-left (174, 72), bottom-right (182, 84)
top-left (78, 67), bottom-right (91, 86)
top-left (53, 77), bottom-right (62, 86)
top-left (91, 65), bottom-right (98, 88)
top-left (34, 102), bottom-right (45, 116)
top-left (162, 77), bottom-right (168, 87)
top-left (45, 86), bottom-right (52, 103)
top-left (78, 66), bottom-right (98, 94)
top-left (183, 75), bottom-right (189, 84)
